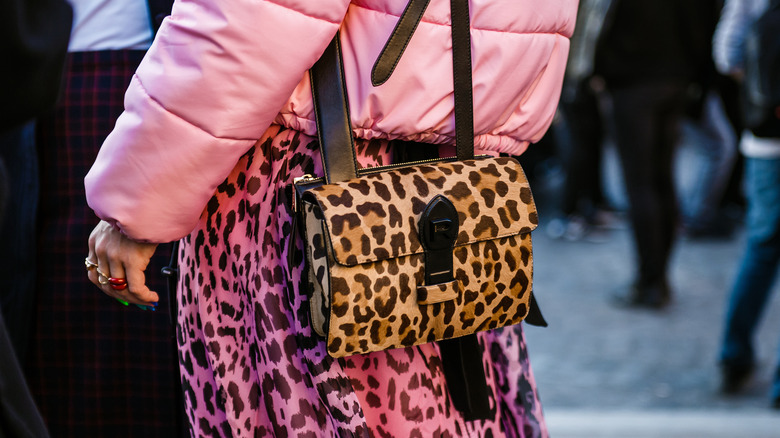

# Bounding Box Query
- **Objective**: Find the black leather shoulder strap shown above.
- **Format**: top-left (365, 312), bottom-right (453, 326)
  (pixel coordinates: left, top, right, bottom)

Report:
top-left (371, 0), bottom-right (432, 86)
top-left (310, 0), bottom-right (474, 183)
top-left (309, 33), bottom-right (359, 184)
top-left (450, 0), bottom-right (474, 161)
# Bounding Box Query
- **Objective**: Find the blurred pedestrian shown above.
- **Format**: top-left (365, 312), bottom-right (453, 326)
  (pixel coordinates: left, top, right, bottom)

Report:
top-left (679, 86), bottom-right (739, 239)
top-left (23, 1), bottom-right (181, 436)
top-left (82, 0), bottom-right (577, 435)
top-left (594, 0), bottom-right (713, 308)
top-left (0, 0), bottom-right (71, 365)
top-left (549, 0), bottom-right (617, 242)
top-left (1, 0), bottom-right (71, 435)
top-left (677, 1), bottom-right (741, 239)
top-left (712, 0), bottom-right (780, 409)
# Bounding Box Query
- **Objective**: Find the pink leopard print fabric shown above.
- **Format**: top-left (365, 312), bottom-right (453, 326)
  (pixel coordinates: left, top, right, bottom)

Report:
top-left (176, 125), bottom-right (548, 437)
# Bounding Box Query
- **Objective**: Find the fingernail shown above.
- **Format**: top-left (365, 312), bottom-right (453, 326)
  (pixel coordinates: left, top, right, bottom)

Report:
top-left (116, 298), bottom-right (129, 306)
top-left (134, 304), bottom-right (156, 311)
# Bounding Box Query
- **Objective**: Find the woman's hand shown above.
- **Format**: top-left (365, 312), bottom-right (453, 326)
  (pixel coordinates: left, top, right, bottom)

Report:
top-left (86, 220), bottom-right (160, 307)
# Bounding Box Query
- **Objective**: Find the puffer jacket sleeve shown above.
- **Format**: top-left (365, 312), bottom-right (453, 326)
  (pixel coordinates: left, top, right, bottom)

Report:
top-left (85, 0), bottom-right (351, 243)
top-left (712, 0), bottom-right (756, 75)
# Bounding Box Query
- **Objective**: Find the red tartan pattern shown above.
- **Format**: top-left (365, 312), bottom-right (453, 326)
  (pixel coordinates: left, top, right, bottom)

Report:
top-left (26, 50), bottom-right (180, 438)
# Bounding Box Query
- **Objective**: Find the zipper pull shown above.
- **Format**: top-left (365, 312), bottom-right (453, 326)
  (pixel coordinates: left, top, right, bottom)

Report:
top-left (291, 174), bottom-right (314, 214)
top-left (293, 174), bottom-right (315, 185)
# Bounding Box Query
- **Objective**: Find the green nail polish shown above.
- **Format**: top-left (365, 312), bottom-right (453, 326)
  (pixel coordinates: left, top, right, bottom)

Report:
top-left (116, 298), bottom-right (129, 306)
top-left (133, 304), bottom-right (157, 311)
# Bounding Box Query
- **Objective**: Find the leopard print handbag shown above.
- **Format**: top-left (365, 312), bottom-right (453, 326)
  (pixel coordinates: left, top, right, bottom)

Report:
top-left (292, 0), bottom-right (542, 360)
top-left (298, 156), bottom-right (538, 358)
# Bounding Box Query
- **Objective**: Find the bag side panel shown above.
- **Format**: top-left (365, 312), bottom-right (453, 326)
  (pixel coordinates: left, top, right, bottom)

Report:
top-left (303, 202), bottom-right (331, 337)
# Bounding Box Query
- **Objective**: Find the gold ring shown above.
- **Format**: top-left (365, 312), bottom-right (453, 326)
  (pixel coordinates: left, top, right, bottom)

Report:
top-left (85, 258), bottom-right (98, 270)
top-left (96, 268), bottom-right (110, 285)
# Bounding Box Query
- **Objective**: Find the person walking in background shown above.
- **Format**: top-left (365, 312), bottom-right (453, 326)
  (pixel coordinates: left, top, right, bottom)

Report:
top-left (548, 0), bottom-right (616, 242)
top-left (23, 1), bottom-right (182, 436)
top-left (1, 0), bottom-right (72, 434)
top-left (712, 0), bottom-right (780, 409)
top-left (678, 86), bottom-right (740, 239)
top-left (677, 1), bottom-right (741, 240)
top-left (83, 0), bottom-right (577, 435)
top-left (0, 0), bottom-right (72, 366)
top-left (594, 0), bottom-right (713, 309)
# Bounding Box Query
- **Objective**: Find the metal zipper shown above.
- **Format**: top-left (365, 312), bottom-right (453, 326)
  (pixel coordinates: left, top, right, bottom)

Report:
top-left (290, 155), bottom-right (490, 212)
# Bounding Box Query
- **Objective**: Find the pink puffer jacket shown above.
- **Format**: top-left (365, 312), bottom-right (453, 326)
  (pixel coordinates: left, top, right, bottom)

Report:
top-left (86, 0), bottom-right (577, 242)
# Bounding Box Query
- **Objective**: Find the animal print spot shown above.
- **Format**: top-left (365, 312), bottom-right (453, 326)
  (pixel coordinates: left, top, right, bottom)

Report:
top-left (468, 202), bottom-right (480, 219)
top-left (495, 180), bottom-right (509, 197)
top-left (389, 173), bottom-right (407, 198)
top-left (510, 268), bottom-right (529, 291)
top-left (326, 191), bottom-right (354, 208)
top-left (505, 200), bottom-right (521, 221)
top-left (247, 176), bottom-right (262, 195)
top-left (354, 306), bottom-right (377, 323)
top-left (346, 179), bottom-right (371, 196)
top-left (480, 188), bottom-right (496, 208)
top-left (389, 232), bottom-right (406, 255)
top-left (374, 288), bottom-right (397, 318)
top-left (468, 171), bottom-right (481, 186)
top-left (474, 216), bottom-right (499, 238)
top-left (373, 247), bottom-right (390, 260)
top-left (228, 382), bottom-right (245, 416)
top-left (520, 245), bottom-right (531, 265)
top-left (428, 175), bottom-right (447, 189)
top-left (388, 204), bottom-right (403, 227)
top-left (411, 197), bottom-right (427, 215)
top-left (365, 391), bottom-right (382, 408)
top-left (529, 211), bottom-right (538, 225)
top-left (412, 174), bottom-right (429, 197)
top-left (483, 163), bottom-right (501, 177)
top-left (447, 182), bottom-right (471, 200)
top-left (331, 213), bottom-right (361, 235)
top-left (356, 202), bottom-right (387, 218)
top-left (519, 186), bottom-right (533, 204)
top-left (373, 181), bottom-right (392, 201)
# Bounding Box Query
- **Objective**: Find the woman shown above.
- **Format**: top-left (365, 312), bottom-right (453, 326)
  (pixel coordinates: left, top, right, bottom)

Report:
top-left (85, 0), bottom-right (577, 435)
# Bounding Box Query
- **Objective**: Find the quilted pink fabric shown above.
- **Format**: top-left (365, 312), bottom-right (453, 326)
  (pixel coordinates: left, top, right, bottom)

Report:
top-left (85, 0), bottom-right (576, 243)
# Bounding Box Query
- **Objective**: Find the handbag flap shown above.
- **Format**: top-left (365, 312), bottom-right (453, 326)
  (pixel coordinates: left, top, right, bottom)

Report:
top-left (301, 156), bottom-right (537, 266)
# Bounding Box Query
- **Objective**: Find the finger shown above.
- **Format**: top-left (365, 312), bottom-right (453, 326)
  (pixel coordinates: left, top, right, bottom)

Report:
top-left (86, 232), bottom-right (101, 287)
top-left (124, 264), bottom-right (159, 305)
top-left (107, 255), bottom-right (127, 291)
top-left (118, 244), bottom-right (159, 305)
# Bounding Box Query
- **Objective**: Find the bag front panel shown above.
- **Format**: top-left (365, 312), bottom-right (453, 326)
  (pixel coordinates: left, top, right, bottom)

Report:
top-left (323, 232), bottom-right (533, 358)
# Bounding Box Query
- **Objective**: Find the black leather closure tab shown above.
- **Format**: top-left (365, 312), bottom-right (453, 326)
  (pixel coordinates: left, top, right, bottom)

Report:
top-left (309, 33), bottom-right (358, 184)
top-left (419, 195), bottom-right (459, 285)
top-left (371, 0), bottom-right (432, 86)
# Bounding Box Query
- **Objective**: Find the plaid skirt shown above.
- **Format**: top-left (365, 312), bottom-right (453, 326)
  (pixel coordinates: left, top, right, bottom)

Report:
top-left (26, 50), bottom-right (180, 438)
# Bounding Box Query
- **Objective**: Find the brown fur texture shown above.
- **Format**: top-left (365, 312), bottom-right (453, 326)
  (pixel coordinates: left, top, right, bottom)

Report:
top-left (302, 156), bottom-right (537, 357)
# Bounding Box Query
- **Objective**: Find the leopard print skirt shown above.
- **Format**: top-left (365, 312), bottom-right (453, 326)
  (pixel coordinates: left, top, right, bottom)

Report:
top-left (176, 125), bottom-right (548, 437)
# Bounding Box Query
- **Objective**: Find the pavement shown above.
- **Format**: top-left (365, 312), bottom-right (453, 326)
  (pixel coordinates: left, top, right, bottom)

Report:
top-left (522, 142), bottom-right (780, 437)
